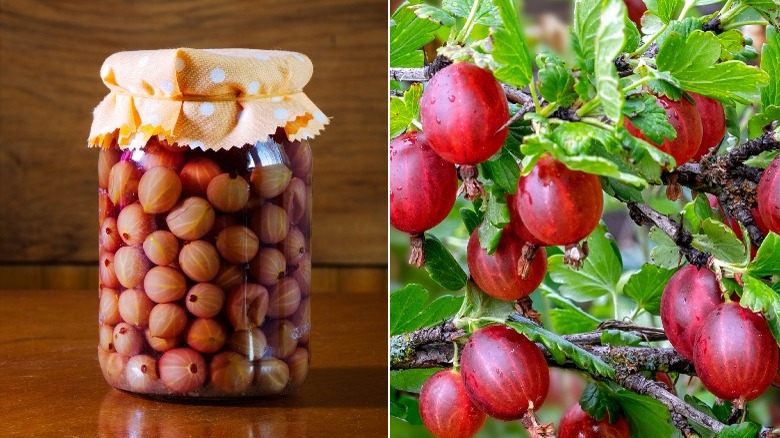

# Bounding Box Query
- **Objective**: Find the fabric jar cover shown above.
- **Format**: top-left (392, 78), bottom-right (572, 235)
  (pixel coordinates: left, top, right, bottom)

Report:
top-left (88, 48), bottom-right (329, 150)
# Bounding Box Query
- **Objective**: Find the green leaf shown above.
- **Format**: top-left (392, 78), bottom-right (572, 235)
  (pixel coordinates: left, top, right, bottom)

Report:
top-left (460, 207), bottom-right (482, 235)
top-left (409, 295), bottom-right (463, 329)
top-left (747, 232), bottom-right (780, 277)
top-left (490, 0), bottom-right (533, 87)
top-left (614, 389), bottom-right (676, 437)
top-left (655, 16), bottom-right (700, 48)
top-left (717, 30), bottom-right (746, 61)
top-left (692, 218), bottom-right (748, 264)
top-left (601, 176), bottom-right (644, 202)
top-left (478, 221), bottom-right (503, 254)
top-left (409, 4), bottom-right (455, 27)
top-left (544, 290), bottom-right (602, 334)
top-left (390, 284), bottom-right (429, 335)
top-left (623, 264), bottom-right (676, 315)
top-left (651, 0), bottom-right (680, 23)
top-left (656, 30), bottom-right (770, 105)
top-left (479, 186), bottom-right (510, 253)
top-left (390, 368), bottom-right (441, 393)
top-left (622, 95), bottom-right (678, 145)
top-left (460, 280), bottom-right (515, 321)
top-left (507, 317), bottom-right (615, 378)
top-left (443, 0), bottom-right (501, 27)
top-left (714, 423), bottom-right (763, 438)
top-left (549, 222), bottom-right (623, 302)
top-left (761, 26), bottom-right (779, 109)
top-left (389, 83), bottom-right (423, 138)
top-left (574, 0), bottom-right (602, 60)
top-left (553, 153), bottom-right (647, 188)
top-left (746, 0), bottom-right (780, 28)
top-left (391, 394), bottom-right (424, 424)
top-left (424, 234), bottom-right (469, 291)
top-left (649, 227), bottom-right (681, 269)
top-left (580, 382), bottom-right (623, 422)
top-left (740, 274), bottom-right (780, 348)
top-left (623, 16), bottom-right (641, 53)
top-left (480, 149), bottom-right (520, 194)
top-left (601, 329), bottom-right (645, 346)
top-left (538, 53), bottom-right (577, 107)
top-left (693, 192), bottom-right (713, 221)
top-left (646, 69), bottom-right (683, 101)
top-left (594, 0), bottom-right (626, 122)
top-left (390, 2), bottom-right (442, 67)
top-left (748, 106), bottom-right (780, 140)
top-left (503, 114), bottom-right (534, 155)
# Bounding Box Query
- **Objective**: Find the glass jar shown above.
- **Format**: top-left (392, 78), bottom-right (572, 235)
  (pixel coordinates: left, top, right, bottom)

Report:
top-left (91, 48), bottom-right (326, 399)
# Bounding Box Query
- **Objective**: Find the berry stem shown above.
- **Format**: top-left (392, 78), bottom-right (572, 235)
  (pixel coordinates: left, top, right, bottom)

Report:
top-left (631, 23), bottom-right (668, 57)
top-left (454, 0), bottom-right (482, 44)
top-left (408, 233), bottom-right (426, 267)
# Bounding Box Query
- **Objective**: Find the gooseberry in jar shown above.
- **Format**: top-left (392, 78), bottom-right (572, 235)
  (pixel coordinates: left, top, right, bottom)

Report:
top-left (207, 172), bottom-right (250, 213)
top-left (264, 319), bottom-right (298, 359)
top-left (118, 288), bottom-right (154, 328)
top-left (283, 178), bottom-right (307, 224)
top-left (293, 257), bottom-right (311, 297)
top-left (460, 325), bottom-right (549, 420)
top-left (138, 166), bottom-right (183, 214)
top-left (117, 202), bottom-right (156, 246)
top-left (100, 217), bottom-right (122, 253)
top-left (148, 303), bottom-right (188, 339)
top-left (159, 348), bottom-right (207, 393)
top-left (113, 323), bottom-right (144, 357)
top-left (108, 160), bottom-right (140, 206)
top-left (98, 148), bottom-right (122, 190)
top-left (253, 203), bottom-right (289, 244)
top-left (166, 197), bottom-right (216, 241)
top-left (267, 278), bottom-right (302, 319)
top-left (255, 358), bottom-right (290, 395)
top-left (249, 248), bottom-right (286, 287)
top-left (660, 265), bottom-right (723, 360)
top-left (467, 229), bottom-right (547, 301)
top-left (282, 227), bottom-right (306, 265)
top-left (99, 251), bottom-right (120, 288)
top-left (228, 327), bottom-right (268, 360)
top-left (178, 240), bottom-right (220, 282)
top-left (212, 263), bottom-right (244, 292)
top-left (125, 355), bottom-right (159, 393)
top-left (185, 283), bottom-right (225, 319)
top-left (180, 158), bottom-right (222, 196)
top-left (285, 140), bottom-right (313, 183)
top-left (512, 155), bottom-right (604, 246)
top-left (286, 347), bottom-right (309, 388)
top-left (216, 225), bottom-right (259, 264)
top-left (420, 63), bottom-right (509, 165)
top-left (142, 230), bottom-right (180, 267)
top-left (144, 328), bottom-right (181, 352)
top-left (138, 141), bottom-right (186, 172)
top-left (250, 163), bottom-right (293, 198)
top-left (113, 246), bottom-right (151, 289)
top-left (186, 318), bottom-right (227, 353)
top-left (144, 266), bottom-right (188, 303)
top-left (99, 287), bottom-right (122, 326)
top-left (226, 283), bottom-right (269, 330)
top-left (625, 93), bottom-right (703, 166)
top-left (419, 369), bottom-right (486, 438)
top-left (209, 351), bottom-right (255, 394)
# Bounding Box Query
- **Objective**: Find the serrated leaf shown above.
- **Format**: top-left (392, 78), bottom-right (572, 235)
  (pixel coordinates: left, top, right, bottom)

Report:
top-left (490, 0), bottom-right (532, 87)
top-left (443, 0), bottom-right (501, 27)
top-left (390, 284), bottom-right (429, 335)
top-left (503, 114), bottom-right (534, 155)
top-left (614, 389), bottom-right (676, 437)
top-left (601, 176), bottom-right (644, 202)
top-left (623, 15), bottom-right (640, 53)
top-left (761, 26), bottom-right (779, 109)
top-left (553, 153), bottom-right (648, 188)
top-left (460, 207), bottom-right (482, 235)
top-left (480, 149), bottom-right (520, 194)
top-left (693, 193), bottom-right (713, 221)
top-left (461, 280), bottom-right (515, 320)
top-left (424, 234), bottom-right (468, 291)
top-left (651, 0), bottom-right (680, 23)
top-left (747, 232), bottom-right (780, 277)
top-left (389, 83), bottom-right (423, 138)
top-left (747, 106), bottom-right (780, 140)
top-left (657, 30), bottom-right (770, 105)
top-left (580, 382), bottom-right (623, 422)
top-left (740, 275), bottom-right (780, 348)
top-left (408, 295), bottom-right (463, 329)
top-left (390, 2), bottom-right (442, 67)
top-left (507, 317), bottom-right (615, 378)
top-left (409, 4), bottom-right (455, 27)
top-left (538, 54), bottom-right (577, 107)
top-left (649, 227), bottom-right (682, 269)
top-left (478, 221), bottom-right (502, 254)
top-left (622, 95), bottom-right (677, 145)
top-left (717, 30), bottom-right (746, 61)
top-left (646, 69), bottom-right (683, 101)
top-left (623, 264), bottom-right (676, 315)
top-left (655, 17), bottom-right (700, 48)
top-left (745, 0), bottom-right (780, 28)
top-left (601, 329), bottom-right (645, 346)
top-left (714, 423), bottom-right (763, 438)
top-left (544, 290), bottom-right (602, 334)
top-left (549, 223), bottom-right (623, 302)
top-left (392, 394), bottom-right (424, 424)
top-left (390, 368), bottom-right (441, 392)
top-left (594, 0), bottom-right (626, 122)
top-left (574, 0), bottom-right (602, 60)
top-left (692, 218), bottom-right (748, 264)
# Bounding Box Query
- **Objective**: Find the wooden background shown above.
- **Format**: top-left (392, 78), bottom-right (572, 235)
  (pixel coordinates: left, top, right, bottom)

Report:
top-left (0, 0), bottom-right (388, 292)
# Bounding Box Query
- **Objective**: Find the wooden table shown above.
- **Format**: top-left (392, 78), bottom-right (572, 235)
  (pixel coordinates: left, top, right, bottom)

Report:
top-left (0, 290), bottom-right (388, 437)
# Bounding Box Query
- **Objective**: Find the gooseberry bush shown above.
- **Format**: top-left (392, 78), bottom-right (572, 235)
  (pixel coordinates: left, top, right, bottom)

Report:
top-left (389, 0), bottom-right (780, 436)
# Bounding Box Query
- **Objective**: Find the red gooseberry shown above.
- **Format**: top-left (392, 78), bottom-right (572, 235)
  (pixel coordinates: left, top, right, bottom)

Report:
top-left (419, 369), bottom-right (486, 438)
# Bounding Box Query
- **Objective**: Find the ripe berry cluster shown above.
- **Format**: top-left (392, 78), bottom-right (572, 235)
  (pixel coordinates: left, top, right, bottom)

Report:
top-left (97, 133), bottom-right (311, 397)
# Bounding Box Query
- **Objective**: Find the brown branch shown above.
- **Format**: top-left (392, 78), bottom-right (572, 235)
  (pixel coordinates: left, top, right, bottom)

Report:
top-left (626, 201), bottom-right (711, 268)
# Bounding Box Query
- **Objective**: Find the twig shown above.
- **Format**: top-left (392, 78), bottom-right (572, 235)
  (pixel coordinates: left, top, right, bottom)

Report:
top-left (626, 202), bottom-right (710, 267)
top-left (614, 374), bottom-right (726, 434)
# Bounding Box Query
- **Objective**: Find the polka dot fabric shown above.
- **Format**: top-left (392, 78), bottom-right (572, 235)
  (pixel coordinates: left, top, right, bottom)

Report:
top-left (89, 48), bottom-right (328, 150)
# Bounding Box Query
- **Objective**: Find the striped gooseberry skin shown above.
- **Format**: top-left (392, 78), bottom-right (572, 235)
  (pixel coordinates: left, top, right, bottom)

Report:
top-left (774, 361), bottom-right (780, 387)
top-left (757, 156), bottom-right (780, 234)
top-left (694, 302), bottom-right (779, 401)
top-left (466, 229), bottom-right (546, 301)
top-left (158, 348), bottom-right (207, 393)
top-left (419, 369), bottom-right (486, 438)
top-left (558, 404), bottom-right (630, 438)
top-left (625, 93), bottom-right (702, 166)
top-left (389, 132), bottom-right (457, 234)
top-left (460, 325), bottom-right (549, 420)
top-left (513, 155), bottom-right (604, 246)
top-left (690, 93), bottom-right (726, 160)
top-left (420, 62), bottom-right (509, 165)
top-left (660, 265), bottom-right (723, 360)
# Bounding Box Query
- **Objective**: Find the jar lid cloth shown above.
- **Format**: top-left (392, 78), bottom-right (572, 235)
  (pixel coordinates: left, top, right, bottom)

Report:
top-left (88, 48), bottom-right (328, 150)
